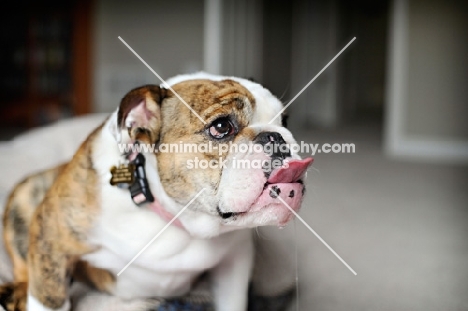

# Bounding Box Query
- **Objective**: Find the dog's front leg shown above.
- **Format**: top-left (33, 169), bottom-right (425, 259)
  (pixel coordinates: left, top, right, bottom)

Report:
top-left (26, 201), bottom-right (88, 311)
top-left (211, 231), bottom-right (254, 311)
top-left (27, 252), bottom-right (72, 311)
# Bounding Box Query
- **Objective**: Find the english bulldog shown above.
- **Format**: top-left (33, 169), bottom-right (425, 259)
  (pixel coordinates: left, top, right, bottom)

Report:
top-left (1, 72), bottom-right (313, 311)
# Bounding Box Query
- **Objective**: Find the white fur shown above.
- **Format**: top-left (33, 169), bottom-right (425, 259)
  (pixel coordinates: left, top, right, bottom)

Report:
top-left (81, 73), bottom-right (305, 311)
top-left (85, 108), bottom-right (254, 310)
top-left (27, 293), bottom-right (70, 311)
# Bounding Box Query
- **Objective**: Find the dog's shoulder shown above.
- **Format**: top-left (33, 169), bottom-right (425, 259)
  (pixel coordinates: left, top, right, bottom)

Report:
top-left (3, 121), bottom-right (106, 265)
top-left (3, 163), bottom-right (67, 263)
top-left (4, 163), bottom-right (67, 225)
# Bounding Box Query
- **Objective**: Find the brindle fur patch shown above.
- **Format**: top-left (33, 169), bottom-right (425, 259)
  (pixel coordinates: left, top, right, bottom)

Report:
top-left (157, 79), bottom-right (257, 204)
top-left (3, 165), bottom-right (66, 282)
top-left (1, 84), bottom-right (171, 310)
top-left (73, 260), bottom-right (115, 293)
top-left (27, 125), bottom-right (104, 309)
top-left (0, 282), bottom-right (27, 311)
top-left (1, 125), bottom-right (116, 310)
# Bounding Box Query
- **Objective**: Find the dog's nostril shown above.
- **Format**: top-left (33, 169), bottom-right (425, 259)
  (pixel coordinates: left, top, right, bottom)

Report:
top-left (254, 131), bottom-right (291, 159)
top-left (254, 131), bottom-right (286, 145)
top-left (269, 186), bottom-right (281, 198)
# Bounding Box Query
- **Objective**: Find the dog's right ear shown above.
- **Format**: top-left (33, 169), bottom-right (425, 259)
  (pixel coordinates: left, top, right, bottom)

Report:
top-left (112, 85), bottom-right (167, 144)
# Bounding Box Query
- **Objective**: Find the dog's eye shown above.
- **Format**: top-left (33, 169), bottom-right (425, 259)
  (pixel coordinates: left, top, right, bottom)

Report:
top-left (209, 117), bottom-right (235, 139)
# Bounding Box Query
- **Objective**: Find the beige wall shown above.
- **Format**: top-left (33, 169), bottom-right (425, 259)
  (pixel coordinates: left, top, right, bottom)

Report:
top-left (92, 0), bottom-right (204, 112)
top-left (406, 0), bottom-right (468, 140)
top-left (385, 0), bottom-right (468, 162)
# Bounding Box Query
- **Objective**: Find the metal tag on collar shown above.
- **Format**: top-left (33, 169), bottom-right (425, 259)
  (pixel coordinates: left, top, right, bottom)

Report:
top-left (129, 153), bottom-right (155, 206)
top-left (110, 162), bottom-right (135, 187)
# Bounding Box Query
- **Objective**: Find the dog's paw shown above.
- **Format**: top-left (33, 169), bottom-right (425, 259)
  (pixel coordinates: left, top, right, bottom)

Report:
top-left (0, 282), bottom-right (27, 311)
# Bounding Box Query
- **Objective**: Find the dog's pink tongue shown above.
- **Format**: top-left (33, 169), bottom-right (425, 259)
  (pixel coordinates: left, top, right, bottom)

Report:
top-left (268, 158), bottom-right (313, 184)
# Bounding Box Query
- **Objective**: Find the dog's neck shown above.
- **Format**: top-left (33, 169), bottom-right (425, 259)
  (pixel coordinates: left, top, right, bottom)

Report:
top-left (147, 199), bottom-right (184, 229)
top-left (95, 111), bottom-right (238, 238)
top-left (122, 147), bottom-right (185, 229)
top-left (100, 112), bottom-right (187, 228)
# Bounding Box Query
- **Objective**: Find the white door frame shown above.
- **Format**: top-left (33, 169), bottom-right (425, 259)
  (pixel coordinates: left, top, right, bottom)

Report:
top-left (384, 0), bottom-right (468, 163)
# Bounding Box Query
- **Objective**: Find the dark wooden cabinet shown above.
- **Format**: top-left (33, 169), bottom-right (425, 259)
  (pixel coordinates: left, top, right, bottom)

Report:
top-left (0, 0), bottom-right (92, 128)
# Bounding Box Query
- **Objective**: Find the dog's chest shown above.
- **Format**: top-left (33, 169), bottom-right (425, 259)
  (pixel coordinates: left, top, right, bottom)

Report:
top-left (81, 184), bottom-right (238, 298)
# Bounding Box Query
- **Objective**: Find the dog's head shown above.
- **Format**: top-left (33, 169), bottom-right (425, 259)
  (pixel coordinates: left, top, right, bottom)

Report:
top-left (109, 72), bottom-right (312, 237)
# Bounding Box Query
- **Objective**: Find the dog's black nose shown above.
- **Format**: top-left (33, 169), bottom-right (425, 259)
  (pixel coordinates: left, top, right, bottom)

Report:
top-left (254, 131), bottom-right (291, 159)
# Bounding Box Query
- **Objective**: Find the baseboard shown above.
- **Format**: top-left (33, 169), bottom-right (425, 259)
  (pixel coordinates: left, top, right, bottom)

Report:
top-left (386, 137), bottom-right (468, 164)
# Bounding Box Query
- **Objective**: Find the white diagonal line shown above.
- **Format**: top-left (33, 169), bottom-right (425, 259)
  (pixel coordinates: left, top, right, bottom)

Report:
top-left (117, 188), bottom-right (206, 276)
top-left (269, 37), bottom-right (356, 124)
top-left (273, 190), bottom-right (357, 275)
top-left (118, 36), bottom-right (207, 124)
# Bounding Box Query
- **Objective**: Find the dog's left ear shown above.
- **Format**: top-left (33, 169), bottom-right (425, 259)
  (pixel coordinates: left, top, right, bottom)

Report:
top-left (116, 85), bottom-right (167, 143)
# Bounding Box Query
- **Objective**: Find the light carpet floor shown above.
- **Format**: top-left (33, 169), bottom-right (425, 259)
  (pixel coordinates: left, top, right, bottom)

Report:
top-left (280, 125), bottom-right (468, 310)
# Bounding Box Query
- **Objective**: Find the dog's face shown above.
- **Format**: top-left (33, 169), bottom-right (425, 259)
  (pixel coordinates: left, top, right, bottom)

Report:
top-left (113, 73), bottom-right (312, 236)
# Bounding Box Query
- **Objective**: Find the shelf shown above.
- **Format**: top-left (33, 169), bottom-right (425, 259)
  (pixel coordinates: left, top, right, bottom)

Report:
top-left (0, 0), bottom-right (92, 128)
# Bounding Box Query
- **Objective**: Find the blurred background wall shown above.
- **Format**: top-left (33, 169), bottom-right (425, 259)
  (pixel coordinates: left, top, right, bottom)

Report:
top-left (93, 0), bottom-right (205, 112)
top-left (1, 0), bottom-right (466, 162)
top-left (385, 0), bottom-right (468, 162)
